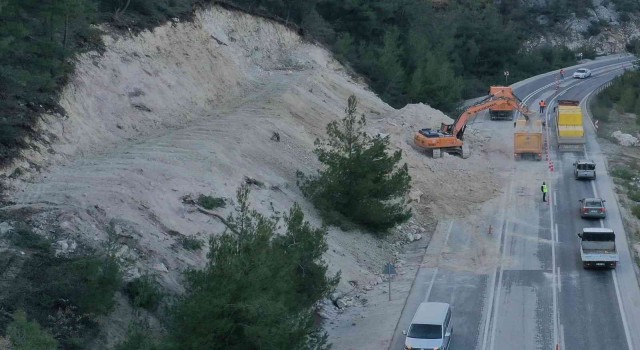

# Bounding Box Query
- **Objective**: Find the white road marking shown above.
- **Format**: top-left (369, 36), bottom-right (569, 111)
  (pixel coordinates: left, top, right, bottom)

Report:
top-left (550, 194), bottom-right (559, 349)
top-left (444, 220), bottom-right (454, 246)
top-left (481, 182), bottom-right (512, 350)
top-left (613, 270), bottom-right (635, 350)
top-left (425, 221), bottom-right (454, 301)
top-left (554, 190), bottom-right (557, 207)
top-left (488, 249), bottom-right (506, 350)
top-left (583, 113), bottom-right (634, 350)
top-left (480, 265), bottom-right (499, 350)
top-left (560, 323), bottom-right (566, 350)
top-left (557, 266), bottom-right (561, 292)
top-left (520, 74), bottom-right (559, 350)
top-left (425, 267), bottom-right (438, 302)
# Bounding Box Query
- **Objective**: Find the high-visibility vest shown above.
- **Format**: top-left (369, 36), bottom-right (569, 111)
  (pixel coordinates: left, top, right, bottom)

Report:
top-left (540, 101), bottom-right (546, 107)
top-left (542, 185), bottom-right (548, 193)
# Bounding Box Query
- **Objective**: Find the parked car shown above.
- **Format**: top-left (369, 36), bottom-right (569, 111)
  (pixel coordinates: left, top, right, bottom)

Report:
top-left (574, 159), bottom-right (596, 180)
top-left (573, 68), bottom-right (592, 79)
top-left (403, 302), bottom-right (453, 350)
top-left (579, 198), bottom-right (606, 219)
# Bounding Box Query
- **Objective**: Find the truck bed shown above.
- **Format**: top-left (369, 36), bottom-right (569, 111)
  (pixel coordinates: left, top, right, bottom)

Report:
top-left (581, 249), bottom-right (619, 262)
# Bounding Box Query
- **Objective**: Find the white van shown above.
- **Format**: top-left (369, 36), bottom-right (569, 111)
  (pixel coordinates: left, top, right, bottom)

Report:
top-left (403, 302), bottom-right (453, 350)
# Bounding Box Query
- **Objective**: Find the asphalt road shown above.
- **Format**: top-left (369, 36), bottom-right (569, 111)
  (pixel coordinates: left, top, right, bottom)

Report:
top-left (389, 54), bottom-right (640, 350)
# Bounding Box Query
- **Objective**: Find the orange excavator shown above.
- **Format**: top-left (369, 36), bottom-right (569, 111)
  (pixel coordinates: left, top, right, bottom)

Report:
top-left (414, 91), bottom-right (535, 158)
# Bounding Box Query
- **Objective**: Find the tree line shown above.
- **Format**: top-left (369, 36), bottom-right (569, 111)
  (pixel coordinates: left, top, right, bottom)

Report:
top-left (591, 69), bottom-right (640, 123)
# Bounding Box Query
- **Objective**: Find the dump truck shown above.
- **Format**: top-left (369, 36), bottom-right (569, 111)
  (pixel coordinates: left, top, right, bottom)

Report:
top-left (488, 86), bottom-right (522, 120)
top-left (556, 100), bottom-right (585, 151)
top-left (577, 228), bottom-right (619, 269)
top-left (514, 118), bottom-right (543, 160)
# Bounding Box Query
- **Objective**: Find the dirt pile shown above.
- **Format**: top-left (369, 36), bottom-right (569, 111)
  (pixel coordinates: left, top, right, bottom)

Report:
top-left (0, 5), bottom-right (511, 347)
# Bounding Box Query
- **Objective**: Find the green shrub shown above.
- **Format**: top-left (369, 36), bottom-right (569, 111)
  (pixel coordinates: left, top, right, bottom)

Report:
top-left (197, 195), bottom-right (226, 210)
top-left (48, 255), bottom-right (123, 315)
top-left (611, 167), bottom-right (635, 180)
top-left (114, 323), bottom-right (160, 350)
top-left (591, 105), bottom-right (611, 123)
top-left (6, 310), bottom-right (57, 350)
top-left (628, 190), bottom-right (640, 202)
top-left (632, 205), bottom-right (640, 219)
top-left (576, 45), bottom-right (598, 59)
top-left (124, 276), bottom-right (163, 311)
top-left (178, 236), bottom-right (204, 251)
top-left (6, 223), bottom-right (52, 252)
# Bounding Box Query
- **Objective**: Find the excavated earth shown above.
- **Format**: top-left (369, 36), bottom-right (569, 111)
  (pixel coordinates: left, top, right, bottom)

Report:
top-left (0, 5), bottom-right (514, 348)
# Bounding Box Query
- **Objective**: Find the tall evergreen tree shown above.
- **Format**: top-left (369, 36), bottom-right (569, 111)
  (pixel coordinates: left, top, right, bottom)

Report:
top-left (409, 51), bottom-right (462, 111)
top-left (376, 27), bottom-right (406, 107)
top-left (298, 95), bottom-right (412, 232)
top-left (167, 184), bottom-right (337, 350)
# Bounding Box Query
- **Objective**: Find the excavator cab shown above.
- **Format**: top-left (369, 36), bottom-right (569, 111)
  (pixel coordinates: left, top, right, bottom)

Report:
top-left (440, 122), bottom-right (452, 134)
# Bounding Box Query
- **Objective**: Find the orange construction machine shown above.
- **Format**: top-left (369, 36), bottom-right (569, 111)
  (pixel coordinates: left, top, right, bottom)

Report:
top-left (488, 86), bottom-right (523, 120)
top-left (414, 94), bottom-right (534, 158)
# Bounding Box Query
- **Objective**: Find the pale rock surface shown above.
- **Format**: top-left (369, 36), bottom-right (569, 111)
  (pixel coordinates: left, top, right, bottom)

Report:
top-left (0, 4), bottom-right (514, 349)
top-left (612, 130), bottom-right (638, 146)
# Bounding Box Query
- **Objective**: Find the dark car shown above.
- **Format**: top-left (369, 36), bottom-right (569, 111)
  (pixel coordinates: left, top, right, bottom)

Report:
top-left (579, 198), bottom-right (606, 219)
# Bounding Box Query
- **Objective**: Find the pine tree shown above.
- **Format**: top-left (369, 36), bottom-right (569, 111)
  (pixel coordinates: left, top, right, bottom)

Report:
top-left (409, 51), bottom-right (462, 112)
top-left (298, 95), bottom-right (411, 232)
top-left (167, 184), bottom-right (337, 350)
top-left (376, 27), bottom-right (406, 107)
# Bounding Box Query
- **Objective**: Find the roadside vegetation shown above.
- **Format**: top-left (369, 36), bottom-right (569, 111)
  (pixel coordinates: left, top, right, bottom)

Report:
top-left (590, 65), bottom-right (640, 269)
top-left (113, 184), bottom-right (339, 350)
top-left (298, 95), bottom-right (412, 232)
top-left (2, 184), bottom-right (338, 349)
top-left (0, 220), bottom-right (122, 349)
top-left (591, 70), bottom-right (640, 124)
top-left (5, 0), bottom-right (629, 167)
top-left (123, 276), bottom-right (163, 312)
top-left (609, 164), bottom-right (640, 220)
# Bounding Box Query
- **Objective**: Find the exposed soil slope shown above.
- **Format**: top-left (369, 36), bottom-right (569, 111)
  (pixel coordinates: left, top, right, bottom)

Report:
top-left (1, 5), bottom-right (513, 347)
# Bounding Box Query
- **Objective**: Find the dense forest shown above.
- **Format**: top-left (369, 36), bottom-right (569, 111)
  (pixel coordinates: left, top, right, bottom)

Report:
top-left (1, 0), bottom-right (638, 164)
top-left (592, 68), bottom-right (640, 122)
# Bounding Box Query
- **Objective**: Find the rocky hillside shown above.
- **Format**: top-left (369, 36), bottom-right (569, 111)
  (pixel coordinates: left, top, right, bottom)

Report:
top-left (525, 0), bottom-right (640, 53)
top-left (0, 4), bottom-right (515, 347)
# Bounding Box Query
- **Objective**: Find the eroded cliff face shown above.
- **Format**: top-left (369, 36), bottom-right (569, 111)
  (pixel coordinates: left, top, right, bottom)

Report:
top-left (2, 3), bottom-right (513, 347)
top-left (523, 0), bottom-right (640, 54)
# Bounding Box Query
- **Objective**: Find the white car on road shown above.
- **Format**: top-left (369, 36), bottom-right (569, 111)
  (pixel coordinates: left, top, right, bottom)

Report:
top-left (573, 68), bottom-right (592, 79)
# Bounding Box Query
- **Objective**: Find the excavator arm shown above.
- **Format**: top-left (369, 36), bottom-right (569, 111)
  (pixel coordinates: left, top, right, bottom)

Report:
top-left (442, 95), bottom-right (535, 139)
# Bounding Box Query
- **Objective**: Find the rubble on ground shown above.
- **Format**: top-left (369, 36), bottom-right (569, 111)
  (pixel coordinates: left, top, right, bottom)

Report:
top-left (611, 130), bottom-right (639, 146)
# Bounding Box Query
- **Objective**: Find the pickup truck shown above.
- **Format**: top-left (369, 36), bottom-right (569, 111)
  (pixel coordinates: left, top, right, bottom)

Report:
top-left (577, 227), bottom-right (619, 269)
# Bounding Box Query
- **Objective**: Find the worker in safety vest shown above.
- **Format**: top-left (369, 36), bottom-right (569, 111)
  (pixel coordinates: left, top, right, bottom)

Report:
top-left (541, 182), bottom-right (548, 202)
top-left (539, 100), bottom-right (546, 113)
